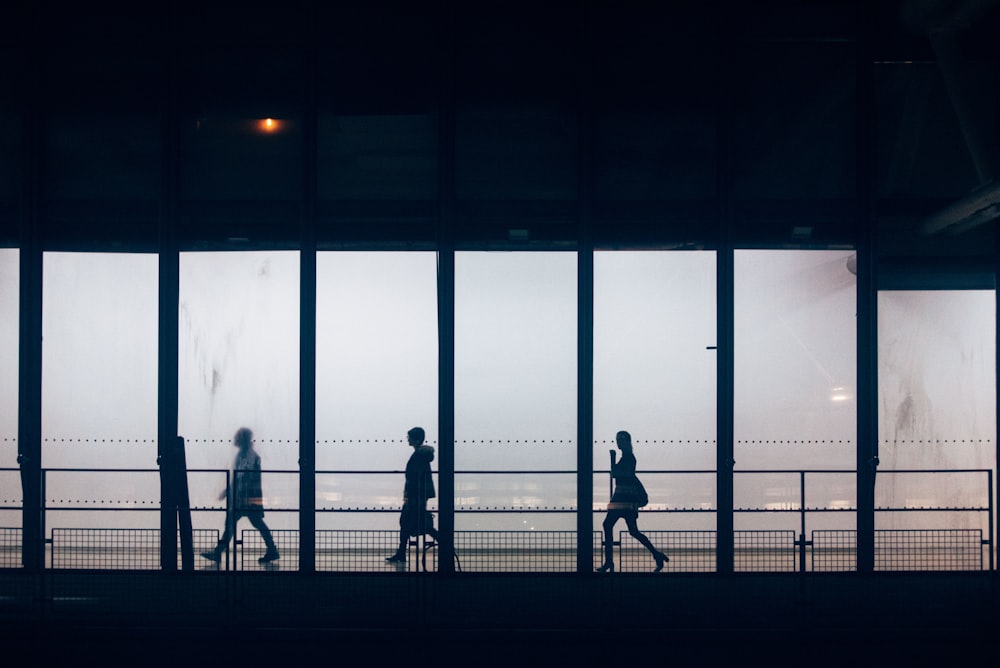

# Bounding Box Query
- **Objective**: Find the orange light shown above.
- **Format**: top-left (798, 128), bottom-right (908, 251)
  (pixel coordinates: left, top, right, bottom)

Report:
top-left (257, 117), bottom-right (282, 133)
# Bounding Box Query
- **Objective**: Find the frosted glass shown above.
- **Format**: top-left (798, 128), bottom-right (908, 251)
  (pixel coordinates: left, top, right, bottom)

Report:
top-left (877, 290), bottom-right (996, 537)
top-left (179, 251), bottom-right (300, 534)
top-left (41, 252), bottom-right (159, 529)
top-left (455, 252), bottom-right (577, 531)
top-left (593, 251), bottom-right (717, 531)
top-left (0, 249), bottom-right (18, 529)
top-left (734, 250), bottom-right (857, 536)
top-left (0, 249), bottom-right (17, 468)
top-left (315, 252), bottom-right (438, 530)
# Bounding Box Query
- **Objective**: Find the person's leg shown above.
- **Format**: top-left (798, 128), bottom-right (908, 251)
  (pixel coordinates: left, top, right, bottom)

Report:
top-left (599, 511), bottom-right (623, 570)
top-left (387, 506), bottom-right (410, 562)
top-left (624, 512), bottom-right (668, 570)
top-left (202, 509), bottom-right (235, 561)
top-left (248, 513), bottom-right (279, 561)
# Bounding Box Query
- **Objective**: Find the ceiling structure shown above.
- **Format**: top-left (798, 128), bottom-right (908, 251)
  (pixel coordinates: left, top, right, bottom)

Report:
top-left (0, 0), bottom-right (996, 268)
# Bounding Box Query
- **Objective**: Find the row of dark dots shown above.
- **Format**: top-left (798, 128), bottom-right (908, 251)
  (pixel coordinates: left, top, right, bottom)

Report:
top-left (43, 439), bottom-right (156, 444)
top-left (882, 439), bottom-right (992, 444)
top-left (44, 499), bottom-right (158, 504)
top-left (185, 439), bottom-right (300, 444)
top-left (736, 440), bottom-right (852, 445)
top-left (317, 440), bottom-right (430, 444)
top-left (18, 437), bottom-right (994, 446)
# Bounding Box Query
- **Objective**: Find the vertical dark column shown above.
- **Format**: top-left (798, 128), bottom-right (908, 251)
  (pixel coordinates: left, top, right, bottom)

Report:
top-left (855, 2), bottom-right (877, 574)
top-left (577, 245), bottom-right (594, 573)
top-left (18, 79), bottom-right (43, 572)
top-left (576, 19), bottom-right (595, 573)
top-left (298, 10), bottom-right (318, 574)
top-left (436, 23), bottom-right (456, 572)
top-left (436, 249), bottom-right (455, 573)
top-left (158, 11), bottom-right (181, 571)
top-left (714, 8), bottom-right (735, 575)
top-left (716, 245), bottom-right (735, 575)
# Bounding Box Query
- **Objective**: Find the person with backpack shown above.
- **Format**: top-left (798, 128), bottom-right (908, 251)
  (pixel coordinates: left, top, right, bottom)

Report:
top-left (385, 426), bottom-right (439, 564)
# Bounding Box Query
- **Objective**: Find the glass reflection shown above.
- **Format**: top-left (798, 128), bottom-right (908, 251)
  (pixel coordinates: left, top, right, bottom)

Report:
top-left (877, 290), bottom-right (996, 551)
top-left (41, 252), bottom-right (159, 530)
top-left (455, 252), bottom-right (577, 537)
top-left (179, 251), bottom-right (300, 563)
top-left (315, 252), bottom-right (438, 531)
top-left (734, 250), bottom-right (857, 569)
top-left (593, 251), bottom-right (717, 540)
top-left (0, 249), bottom-right (19, 540)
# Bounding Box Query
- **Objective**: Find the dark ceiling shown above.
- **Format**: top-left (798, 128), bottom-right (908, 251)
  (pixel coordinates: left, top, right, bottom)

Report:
top-left (1, 0), bottom-right (998, 260)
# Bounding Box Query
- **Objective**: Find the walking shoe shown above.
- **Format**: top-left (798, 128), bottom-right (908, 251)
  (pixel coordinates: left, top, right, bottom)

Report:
top-left (200, 550), bottom-right (221, 563)
top-left (259, 548), bottom-right (280, 564)
top-left (385, 551), bottom-right (406, 563)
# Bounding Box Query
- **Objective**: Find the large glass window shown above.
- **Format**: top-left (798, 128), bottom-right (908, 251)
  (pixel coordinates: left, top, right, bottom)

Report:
top-left (454, 252), bottom-right (577, 570)
top-left (0, 249), bottom-right (18, 548)
top-left (877, 290), bottom-right (996, 571)
top-left (593, 251), bottom-right (717, 572)
top-left (315, 252), bottom-right (438, 539)
top-left (41, 253), bottom-right (159, 534)
top-left (734, 250), bottom-right (857, 572)
top-left (179, 251), bottom-right (300, 569)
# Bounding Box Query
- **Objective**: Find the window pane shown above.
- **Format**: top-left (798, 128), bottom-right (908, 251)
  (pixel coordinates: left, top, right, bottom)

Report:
top-left (42, 252), bottom-right (159, 532)
top-left (594, 251), bottom-right (717, 548)
top-left (0, 249), bottom-right (18, 540)
top-left (735, 250), bottom-right (857, 570)
top-left (179, 251), bottom-right (300, 565)
top-left (877, 290), bottom-right (996, 570)
top-left (455, 252), bottom-right (577, 549)
top-left (315, 252), bottom-right (438, 534)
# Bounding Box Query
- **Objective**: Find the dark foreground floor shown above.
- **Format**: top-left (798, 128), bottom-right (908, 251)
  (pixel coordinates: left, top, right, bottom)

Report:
top-left (2, 570), bottom-right (996, 667)
top-left (3, 623), bottom-right (991, 668)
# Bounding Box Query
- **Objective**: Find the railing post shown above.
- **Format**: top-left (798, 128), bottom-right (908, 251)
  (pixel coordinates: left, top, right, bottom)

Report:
top-left (799, 471), bottom-right (808, 574)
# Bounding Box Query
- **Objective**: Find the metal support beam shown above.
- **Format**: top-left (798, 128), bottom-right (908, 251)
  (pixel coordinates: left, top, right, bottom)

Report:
top-left (436, 53), bottom-right (457, 572)
top-left (297, 6), bottom-right (319, 574)
top-left (18, 107), bottom-right (43, 573)
top-left (855, 1), bottom-right (878, 574)
top-left (158, 23), bottom-right (181, 570)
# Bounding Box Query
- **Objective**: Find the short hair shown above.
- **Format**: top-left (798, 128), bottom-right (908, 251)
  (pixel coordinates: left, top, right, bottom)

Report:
top-left (235, 427), bottom-right (253, 448)
top-left (407, 426), bottom-right (425, 444)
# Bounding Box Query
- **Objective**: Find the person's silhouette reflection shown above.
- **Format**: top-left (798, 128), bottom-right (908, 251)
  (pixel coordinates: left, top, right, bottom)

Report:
top-left (596, 430), bottom-right (668, 573)
top-left (386, 427), bottom-right (439, 565)
top-left (201, 427), bottom-right (280, 565)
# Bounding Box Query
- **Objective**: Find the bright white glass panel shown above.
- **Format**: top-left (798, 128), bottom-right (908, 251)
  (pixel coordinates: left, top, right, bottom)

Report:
top-left (315, 252), bottom-right (438, 530)
top-left (179, 252), bottom-right (300, 534)
top-left (455, 252), bottom-right (577, 531)
top-left (734, 250), bottom-right (857, 537)
top-left (0, 249), bottom-right (19, 532)
top-left (0, 249), bottom-right (17, 466)
top-left (41, 252), bottom-right (159, 528)
top-left (593, 251), bottom-right (717, 532)
top-left (877, 290), bottom-right (996, 543)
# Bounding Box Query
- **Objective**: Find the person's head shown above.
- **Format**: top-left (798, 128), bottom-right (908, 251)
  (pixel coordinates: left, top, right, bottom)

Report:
top-left (407, 426), bottom-right (425, 447)
top-left (616, 430), bottom-right (632, 453)
top-left (234, 427), bottom-right (253, 450)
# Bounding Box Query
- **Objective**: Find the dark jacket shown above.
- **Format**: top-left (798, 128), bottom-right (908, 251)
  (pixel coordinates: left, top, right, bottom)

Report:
top-left (403, 445), bottom-right (436, 506)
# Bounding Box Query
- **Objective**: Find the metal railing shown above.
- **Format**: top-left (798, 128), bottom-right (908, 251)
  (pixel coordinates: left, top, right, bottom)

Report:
top-left (0, 466), bottom-right (993, 573)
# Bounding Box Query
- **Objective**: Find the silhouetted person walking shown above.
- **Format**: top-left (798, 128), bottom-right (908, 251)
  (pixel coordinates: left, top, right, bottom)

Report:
top-left (386, 426), bottom-right (439, 564)
top-left (201, 427), bottom-right (279, 564)
top-left (596, 430), bottom-right (668, 573)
